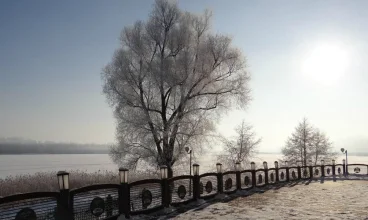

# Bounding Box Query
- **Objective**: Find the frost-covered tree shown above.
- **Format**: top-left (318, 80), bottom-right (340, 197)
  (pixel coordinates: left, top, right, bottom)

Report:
top-left (102, 0), bottom-right (250, 177)
top-left (309, 129), bottom-right (337, 165)
top-left (282, 118), bottom-right (336, 166)
top-left (218, 121), bottom-right (260, 170)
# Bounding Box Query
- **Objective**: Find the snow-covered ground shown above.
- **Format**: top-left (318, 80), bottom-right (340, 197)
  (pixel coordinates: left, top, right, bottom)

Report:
top-left (166, 176), bottom-right (368, 220)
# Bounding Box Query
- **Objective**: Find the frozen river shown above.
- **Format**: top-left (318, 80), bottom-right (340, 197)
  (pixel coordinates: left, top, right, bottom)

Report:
top-left (0, 153), bottom-right (367, 178)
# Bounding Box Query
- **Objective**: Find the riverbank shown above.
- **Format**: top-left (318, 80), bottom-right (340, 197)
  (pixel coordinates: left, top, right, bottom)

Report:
top-left (0, 170), bottom-right (157, 197)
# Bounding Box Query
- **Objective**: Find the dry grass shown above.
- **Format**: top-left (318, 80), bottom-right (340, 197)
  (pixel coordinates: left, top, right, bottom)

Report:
top-left (0, 170), bottom-right (158, 197)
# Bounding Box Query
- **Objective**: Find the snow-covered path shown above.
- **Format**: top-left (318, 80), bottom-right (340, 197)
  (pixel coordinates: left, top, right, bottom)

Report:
top-left (173, 179), bottom-right (368, 220)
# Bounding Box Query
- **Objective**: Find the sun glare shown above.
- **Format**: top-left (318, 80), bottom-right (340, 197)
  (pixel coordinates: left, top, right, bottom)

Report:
top-left (302, 43), bottom-right (349, 86)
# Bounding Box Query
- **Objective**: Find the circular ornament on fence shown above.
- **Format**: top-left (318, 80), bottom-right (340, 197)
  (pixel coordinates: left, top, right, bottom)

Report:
top-left (244, 176), bottom-right (250, 185)
top-left (15, 208), bottom-right (37, 220)
top-left (142, 188), bottom-right (153, 208)
top-left (270, 173), bottom-right (275, 182)
top-left (303, 169), bottom-right (308, 177)
top-left (258, 174), bottom-right (263, 184)
top-left (178, 185), bottom-right (186, 199)
top-left (292, 170), bottom-right (297, 179)
top-left (338, 167), bottom-right (341, 174)
top-left (205, 181), bottom-right (213, 193)
top-left (90, 197), bottom-right (105, 217)
top-left (354, 167), bottom-right (361, 173)
top-left (280, 172), bottom-right (285, 180)
top-left (327, 168), bottom-right (331, 175)
top-left (314, 169), bottom-right (319, 176)
top-left (225, 178), bottom-right (232, 190)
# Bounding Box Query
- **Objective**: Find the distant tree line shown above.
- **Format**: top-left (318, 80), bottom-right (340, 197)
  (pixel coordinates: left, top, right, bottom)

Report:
top-left (0, 140), bottom-right (109, 154)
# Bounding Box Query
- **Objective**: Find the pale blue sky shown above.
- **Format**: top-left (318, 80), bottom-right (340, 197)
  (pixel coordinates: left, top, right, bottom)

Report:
top-left (1, 0), bottom-right (367, 153)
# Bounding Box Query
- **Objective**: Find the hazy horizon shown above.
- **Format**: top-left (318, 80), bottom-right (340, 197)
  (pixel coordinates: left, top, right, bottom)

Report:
top-left (1, 0), bottom-right (368, 154)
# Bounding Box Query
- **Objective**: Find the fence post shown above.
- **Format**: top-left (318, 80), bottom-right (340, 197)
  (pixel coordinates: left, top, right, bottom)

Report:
top-left (251, 162), bottom-right (256, 187)
top-left (263, 162), bottom-right (268, 185)
top-left (274, 161), bottom-right (279, 183)
top-left (119, 168), bottom-right (130, 218)
top-left (297, 166), bottom-right (301, 180)
top-left (192, 164), bottom-right (200, 200)
top-left (332, 160), bottom-right (336, 176)
top-left (285, 161), bottom-right (290, 182)
top-left (56, 171), bottom-right (72, 220)
top-left (321, 160), bottom-right (325, 177)
top-left (216, 163), bottom-right (223, 193)
top-left (235, 162), bottom-right (241, 190)
top-left (160, 166), bottom-right (170, 208)
top-left (309, 165), bottom-right (313, 179)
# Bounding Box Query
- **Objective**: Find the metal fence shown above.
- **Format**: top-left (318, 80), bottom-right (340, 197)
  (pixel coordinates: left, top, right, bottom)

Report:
top-left (1, 161), bottom-right (367, 220)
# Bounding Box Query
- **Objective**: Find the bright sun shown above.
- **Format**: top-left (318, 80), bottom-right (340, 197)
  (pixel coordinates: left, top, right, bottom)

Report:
top-left (302, 43), bottom-right (349, 86)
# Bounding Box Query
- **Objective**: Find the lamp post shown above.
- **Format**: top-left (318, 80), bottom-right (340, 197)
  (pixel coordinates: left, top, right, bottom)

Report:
top-left (192, 164), bottom-right (200, 200)
top-left (308, 160), bottom-right (313, 179)
top-left (263, 161), bottom-right (268, 185)
top-left (57, 171), bottom-right (70, 218)
top-left (185, 147), bottom-right (193, 196)
top-left (119, 168), bottom-right (130, 217)
top-left (296, 160), bottom-right (302, 179)
top-left (274, 161), bottom-right (279, 182)
top-left (251, 162), bottom-right (256, 187)
top-left (342, 159), bottom-right (346, 175)
top-left (341, 148), bottom-right (348, 174)
top-left (216, 163), bottom-right (223, 193)
top-left (160, 165), bottom-right (170, 207)
top-left (235, 162), bottom-right (241, 190)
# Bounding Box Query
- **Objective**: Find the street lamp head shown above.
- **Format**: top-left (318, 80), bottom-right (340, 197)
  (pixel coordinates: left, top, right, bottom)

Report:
top-left (235, 161), bottom-right (241, 171)
top-left (119, 167), bottom-right (129, 184)
top-left (193, 163), bottom-right (200, 175)
top-left (341, 148), bottom-right (345, 153)
top-left (216, 163), bottom-right (222, 173)
top-left (160, 165), bottom-right (168, 179)
top-left (185, 147), bottom-right (192, 154)
top-left (57, 171), bottom-right (69, 190)
top-left (251, 162), bottom-right (255, 170)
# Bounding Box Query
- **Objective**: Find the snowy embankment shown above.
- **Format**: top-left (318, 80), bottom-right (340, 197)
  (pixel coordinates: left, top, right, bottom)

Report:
top-left (166, 176), bottom-right (368, 220)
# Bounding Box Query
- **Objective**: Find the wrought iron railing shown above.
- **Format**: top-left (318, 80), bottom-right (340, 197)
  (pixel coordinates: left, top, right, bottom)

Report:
top-left (0, 161), bottom-right (366, 219)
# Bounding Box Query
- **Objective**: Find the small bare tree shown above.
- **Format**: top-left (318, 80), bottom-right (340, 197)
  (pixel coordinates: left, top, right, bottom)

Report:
top-left (309, 129), bottom-right (337, 165)
top-left (282, 118), bottom-right (314, 166)
top-left (102, 0), bottom-right (250, 177)
top-left (282, 118), bottom-right (336, 166)
top-left (218, 121), bottom-right (261, 170)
